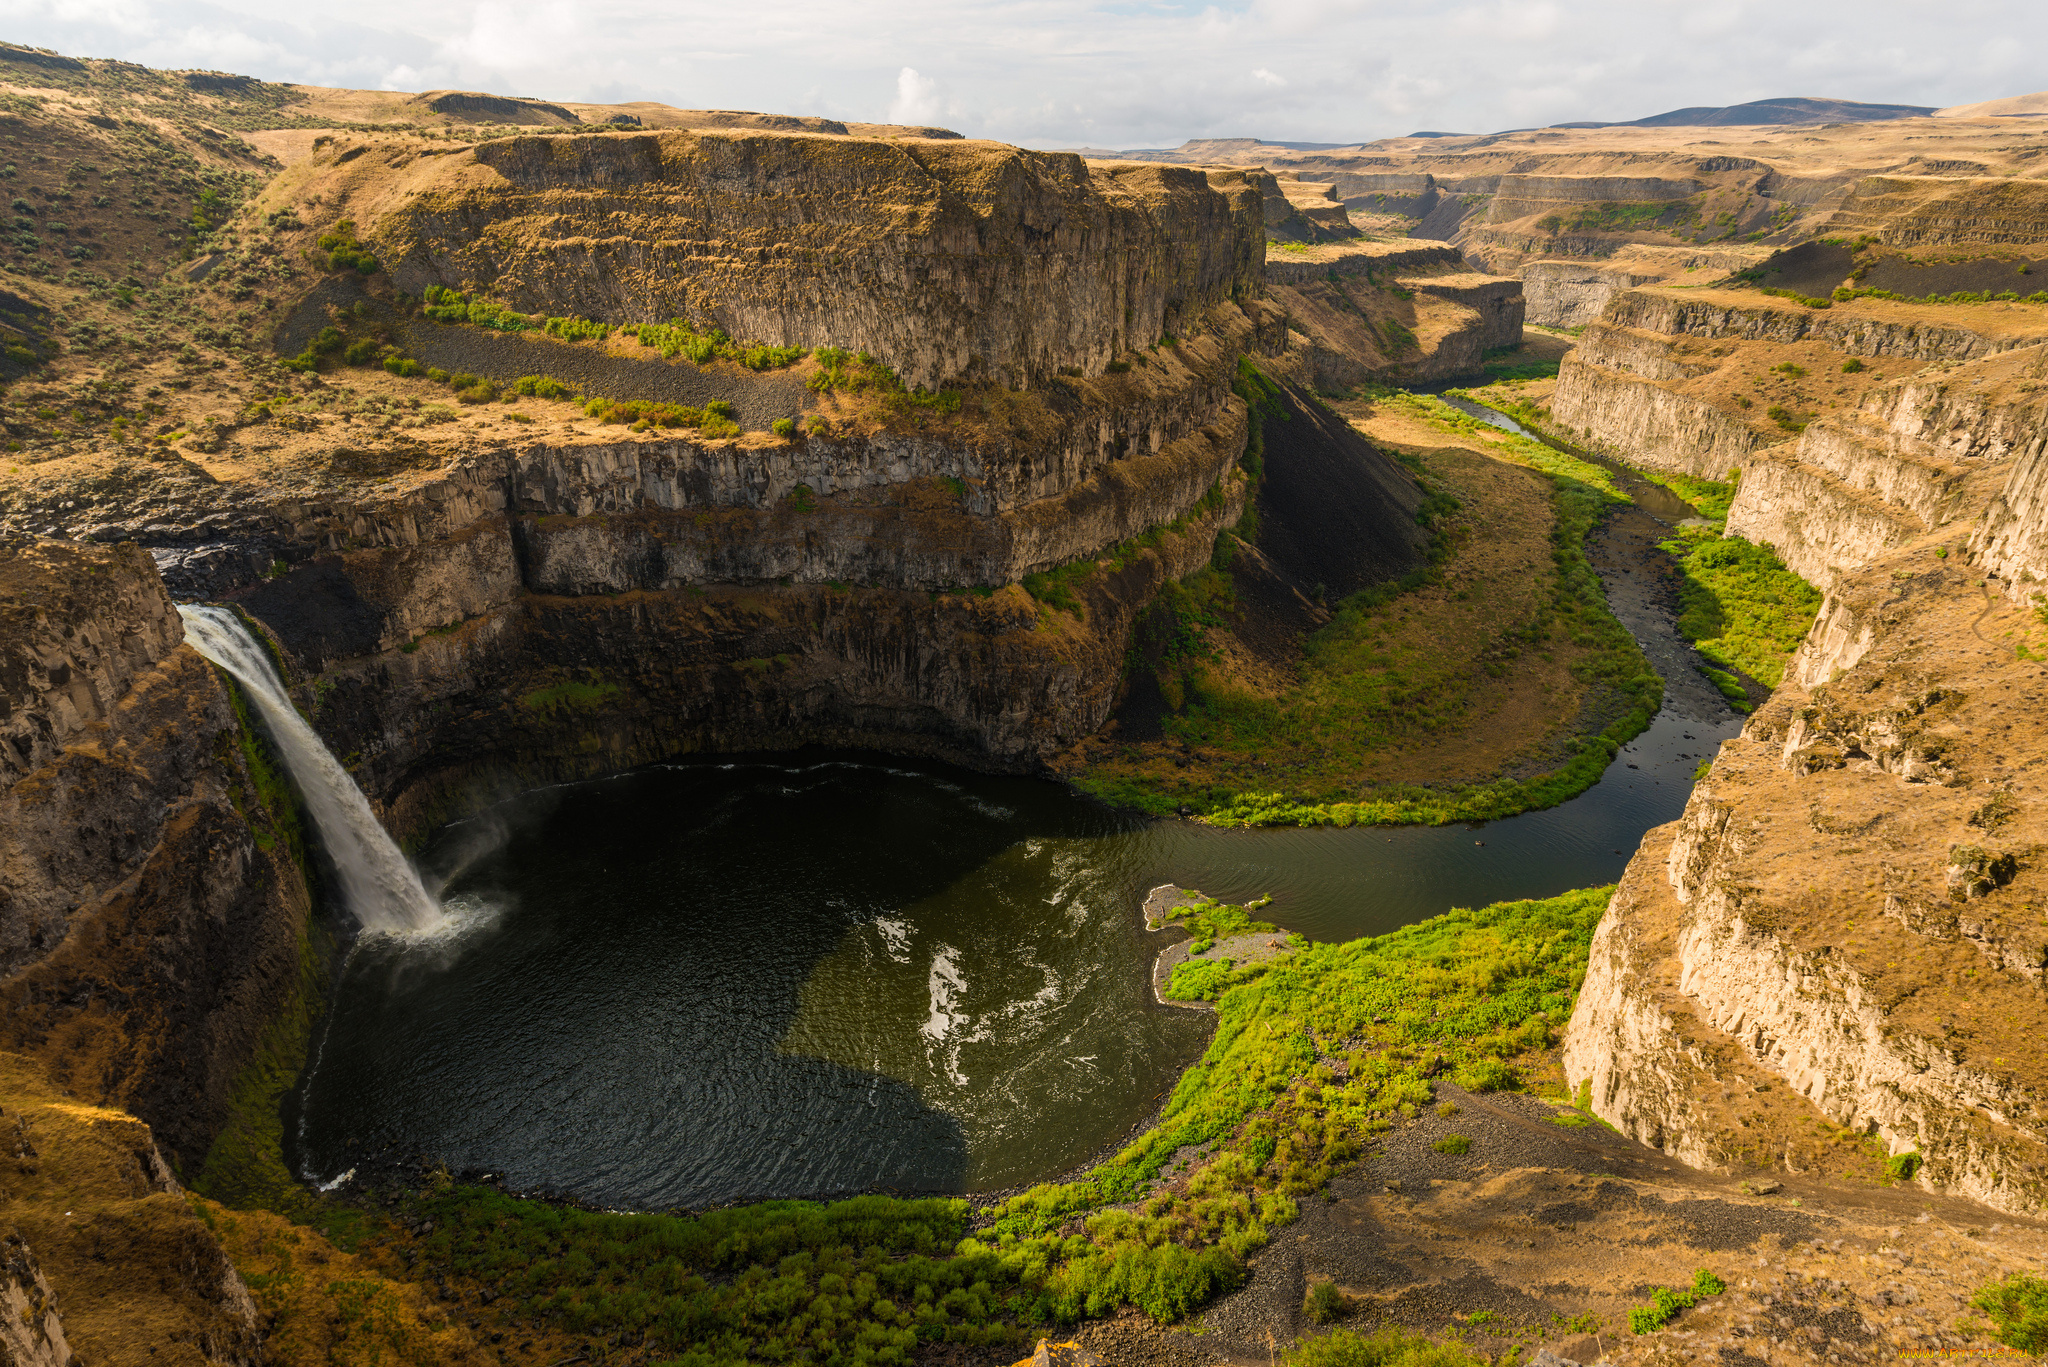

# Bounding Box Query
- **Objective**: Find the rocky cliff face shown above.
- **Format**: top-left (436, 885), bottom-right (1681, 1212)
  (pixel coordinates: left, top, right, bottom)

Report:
top-left (1552, 288), bottom-right (2048, 530)
top-left (309, 131), bottom-right (1265, 390)
top-left (1564, 333), bottom-right (2048, 1212)
top-left (134, 314), bottom-right (1273, 838)
top-left (0, 540), bottom-right (314, 1174)
top-left (1520, 244), bottom-right (1769, 329)
top-left (1261, 242), bottom-right (1522, 390)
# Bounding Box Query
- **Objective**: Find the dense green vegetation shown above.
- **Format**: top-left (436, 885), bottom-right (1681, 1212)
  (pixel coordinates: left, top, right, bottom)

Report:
top-left (422, 284), bottom-right (608, 339)
top-left (1660, 526), bottom-right (1822, 694)
top-left (1479, 347), bottom-right (1562, 383)
top-left (1629, 1270), bottom-right (1726, 1334)
top-left (1639, 469), bottom-right (1736, 521)
top-left (315, 218), bottom-right (378, 275)
top-left (629, 318), bottom-right (806, 370)
top-left (1086, 391), bottom-right (1660, 828)
top-left (1972, 1272), bottom-right (2048, 1353)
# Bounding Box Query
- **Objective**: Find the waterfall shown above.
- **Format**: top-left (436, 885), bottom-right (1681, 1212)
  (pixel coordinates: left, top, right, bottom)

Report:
top-left (178, 604), bottom-right (443, 935)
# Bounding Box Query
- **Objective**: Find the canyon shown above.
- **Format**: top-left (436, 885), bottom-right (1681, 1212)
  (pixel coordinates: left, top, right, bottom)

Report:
top-left (6, 38), bottom-right (2048, 1367)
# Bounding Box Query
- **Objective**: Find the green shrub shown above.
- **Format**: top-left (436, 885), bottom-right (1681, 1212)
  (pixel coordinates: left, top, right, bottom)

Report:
top-left (506, 374), bottom-right (575, 399)
top-left (419, 284), bottom-right (590, 337)
top-left (705, 399), bottom-right (736, 420)
top-left (772, 417), bottom-right (796, 438)
top-left (1304, 1279), bottom-right (1347, 1324)
top-left (426, 367), bottom-right (449, 384)
top-left (316, 219), bottom-right (378, 274)
top-left (1432, 1134), bottom-right (1471, 1155)
top-left (634, 317), bottom-right (804, 369)
top-left (1973, 1273), bottom-right (2048, 1354)
top-left (455, 381), bottom-right (498, 405)
top-left (1840, 358), bottom-right (1865, 373)
top-left (1284, 1326), bottom-right (1486, 1367)
top-left (1453, 1060), bottom-right (1516, 1094)
top-left (1884, 1150), bottom-right (1922, 1181)
top-left (343, 338), bottom-right (378, 365)
top-left (279, 325), bottom-right (346, 372)
top-left (1629, 1269), bottom-right (1724, 1334)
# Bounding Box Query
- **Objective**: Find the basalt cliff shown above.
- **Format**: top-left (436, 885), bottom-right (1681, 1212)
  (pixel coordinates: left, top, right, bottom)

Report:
top-left (1555, 279), bottom-right (2048, 1215)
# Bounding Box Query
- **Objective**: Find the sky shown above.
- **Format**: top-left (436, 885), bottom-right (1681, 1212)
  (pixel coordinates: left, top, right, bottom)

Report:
top-left (0, 0), bottom-right (2037, 149)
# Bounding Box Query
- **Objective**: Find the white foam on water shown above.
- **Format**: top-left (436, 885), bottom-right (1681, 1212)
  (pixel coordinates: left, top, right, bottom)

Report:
top-left (874, 917), bottom-right (913, 963)
top-left (920, 944), bottom-right (976, 1088)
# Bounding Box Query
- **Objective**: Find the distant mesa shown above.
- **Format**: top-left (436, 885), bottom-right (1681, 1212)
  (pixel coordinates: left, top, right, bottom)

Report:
top-left (181, 71), bottom-right (259, 94)
top-left (1405, 131), bottom-right (1472, 139)
top-left (1613, 96), bottom-right (1936, 127)
top-left (412, 90), bottom-right (583, 124)
top-left (1937, 90), bottom-right (2048, 119)
top-left (0, 41), bottom-right (83, 72)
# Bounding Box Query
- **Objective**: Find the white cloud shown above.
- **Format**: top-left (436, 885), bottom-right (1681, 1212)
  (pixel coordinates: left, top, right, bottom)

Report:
top-left (887, 66), bottom-right (944, 125)
top-left (0, 0), bottom-right (2028, 148)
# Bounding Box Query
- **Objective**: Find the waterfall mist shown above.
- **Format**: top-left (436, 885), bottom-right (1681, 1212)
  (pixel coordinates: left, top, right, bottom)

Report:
top-left (178, 604), bottom-right (443, 935)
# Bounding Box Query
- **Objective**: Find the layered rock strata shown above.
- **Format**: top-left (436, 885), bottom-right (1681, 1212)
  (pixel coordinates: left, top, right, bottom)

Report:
top-left (1565, 338), bottom-right (2048, 1213)
top-left (1261, 241), bottom-right (1522, 389)
top-left (1520, 244), bottom-right (1769, 329)
top-left (1553, 288), bottom-right (2048, 583)
top-left (304, 131), bottom-right (1267, 390)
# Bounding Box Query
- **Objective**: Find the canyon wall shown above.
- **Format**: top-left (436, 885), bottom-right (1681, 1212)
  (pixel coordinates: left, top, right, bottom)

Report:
top-left (1520, 244), bottom-right (1769, 329)
top-left (1262, 241), bottom-right (1522, 390)
top-left (0, 539), bottom-right (314, 1175)
top-left (303, 131), bottom-right (1266, 390)
top-left (1553, 285), bottom-right (2048, 585)
top-left (1563, 315), bottom-right (2048, 1211)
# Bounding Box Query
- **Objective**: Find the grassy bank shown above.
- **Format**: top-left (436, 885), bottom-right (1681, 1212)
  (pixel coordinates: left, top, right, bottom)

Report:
top-left (1660, 525), bottom-right (1823, 703)
top-left (1075, 389), bottom-right (1661, 827)
top-left (197, 886), bottom-right (1613, 1366)
top-left (1444, 390), bottom-right (1818, 708)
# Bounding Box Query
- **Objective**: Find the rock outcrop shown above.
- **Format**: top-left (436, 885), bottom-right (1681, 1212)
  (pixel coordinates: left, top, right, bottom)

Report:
top-left (0, 538), bottom-right (313, 1174)
top-left (1520, 244), bottom-right (1769, 329)
top-left (1554, 287), bottom-right (2048, 585)
top-left (1262, 241), bottom-right (1522, 389)
top-left (0, 1052), bottom-right (263, 1365)
top-left (1564, 327), bottom-right (2048, 1212)
top-left (304, 131), bottom-right (1266, 390)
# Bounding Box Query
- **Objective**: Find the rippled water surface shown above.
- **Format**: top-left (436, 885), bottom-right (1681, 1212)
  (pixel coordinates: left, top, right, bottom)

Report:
top-left (298, 680), bottom-right (1733, 1209)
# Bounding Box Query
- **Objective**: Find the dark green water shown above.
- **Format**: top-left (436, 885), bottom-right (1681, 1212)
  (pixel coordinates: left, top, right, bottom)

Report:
top-left (298, 669), bottom-right (1734, 1209)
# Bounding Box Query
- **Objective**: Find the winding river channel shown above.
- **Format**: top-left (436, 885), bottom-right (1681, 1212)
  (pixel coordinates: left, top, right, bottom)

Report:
top-left (293, 404), bottom-right (1744, 1210)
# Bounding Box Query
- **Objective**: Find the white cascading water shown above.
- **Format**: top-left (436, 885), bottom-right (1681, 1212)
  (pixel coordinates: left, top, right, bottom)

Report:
top-left (178, 604), bottom-right (444, 934)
